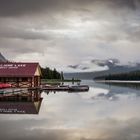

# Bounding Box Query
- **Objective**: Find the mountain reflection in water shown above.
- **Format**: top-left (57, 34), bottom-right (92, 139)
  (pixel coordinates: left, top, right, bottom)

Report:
top-left (104, 81), bottom-right (140, 90)
top-left (0, 80), bottom-right (140, 140)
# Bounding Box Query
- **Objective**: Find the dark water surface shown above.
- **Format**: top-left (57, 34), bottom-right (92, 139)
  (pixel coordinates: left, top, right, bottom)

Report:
top-left (0, 80), bottom-right (140, 140)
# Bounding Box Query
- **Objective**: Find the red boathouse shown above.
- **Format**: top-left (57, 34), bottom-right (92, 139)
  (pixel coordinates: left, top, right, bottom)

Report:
top-left (0, 62), bottom-right (42, 88)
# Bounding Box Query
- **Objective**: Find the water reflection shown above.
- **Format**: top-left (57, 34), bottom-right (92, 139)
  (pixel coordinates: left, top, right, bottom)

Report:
top-left (0, 90), bottom-right (42, 114)
top-left (0, 81), bottom-right (140, 140)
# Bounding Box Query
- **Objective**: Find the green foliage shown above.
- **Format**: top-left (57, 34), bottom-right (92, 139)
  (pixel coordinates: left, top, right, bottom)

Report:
top-left (41, 67), bottom-right (63, 79)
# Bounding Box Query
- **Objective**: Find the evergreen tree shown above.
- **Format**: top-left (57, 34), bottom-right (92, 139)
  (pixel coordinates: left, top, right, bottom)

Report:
top-left (41, 67), bottom-right (61, 79)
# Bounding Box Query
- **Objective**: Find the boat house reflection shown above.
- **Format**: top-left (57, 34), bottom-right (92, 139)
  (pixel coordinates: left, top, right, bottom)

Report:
top-left (0, 90), bottom-right (43, 114)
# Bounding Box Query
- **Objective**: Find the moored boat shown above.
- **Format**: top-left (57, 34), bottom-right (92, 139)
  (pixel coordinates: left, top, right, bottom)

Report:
top-left (41, 84), bottom-right (89, 92)
top-left (43, 84), bottom-right (69, 91)
top-left (0, 83), bottom-right (11, 89)
top-left (69, 85), bottom-right (89, 92)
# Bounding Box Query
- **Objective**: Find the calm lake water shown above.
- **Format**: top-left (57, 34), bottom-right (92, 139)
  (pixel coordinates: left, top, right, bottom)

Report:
top-left (1, 80), bottom-right (140, 140)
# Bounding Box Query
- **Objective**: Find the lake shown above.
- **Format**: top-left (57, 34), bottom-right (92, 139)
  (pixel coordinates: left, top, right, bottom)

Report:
top-left (0, 80), bottom-right (140, 140)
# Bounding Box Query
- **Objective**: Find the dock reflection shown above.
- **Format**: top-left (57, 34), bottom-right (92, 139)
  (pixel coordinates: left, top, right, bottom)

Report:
top-left (0, 89), bottom-right (43, 114)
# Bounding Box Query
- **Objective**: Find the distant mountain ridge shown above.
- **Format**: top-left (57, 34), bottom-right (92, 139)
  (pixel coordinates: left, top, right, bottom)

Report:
top-left (0, 52), bottom-right (8, 62)
top-left (64, 59), bottom-right (140, 80)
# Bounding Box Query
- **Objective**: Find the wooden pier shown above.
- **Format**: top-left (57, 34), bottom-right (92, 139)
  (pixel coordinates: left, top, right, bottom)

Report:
top-left (28, 85), bottom-right (89, 92)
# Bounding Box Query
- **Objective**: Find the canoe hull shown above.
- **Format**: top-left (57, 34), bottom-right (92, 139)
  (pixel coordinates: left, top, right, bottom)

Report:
top-left (69, 85), bottom-right (89, 92)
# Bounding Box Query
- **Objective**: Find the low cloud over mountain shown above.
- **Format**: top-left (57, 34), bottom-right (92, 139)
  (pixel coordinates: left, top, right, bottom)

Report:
top-left (91, 59), bottom-right (120, 68)
top-left (66, 58), bottom-right (120, 72)
top-left (64, 58), bottom-right (140, 79)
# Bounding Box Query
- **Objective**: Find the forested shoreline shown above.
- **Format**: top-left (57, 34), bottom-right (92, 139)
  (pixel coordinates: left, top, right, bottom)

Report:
top-left (41, 67), bottom-right (64, 80)
top-left (94, 70), bottom-right (140, 81)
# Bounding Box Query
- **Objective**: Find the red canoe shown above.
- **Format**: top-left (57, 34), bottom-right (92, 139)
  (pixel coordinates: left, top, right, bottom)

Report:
top-left (0, 83), bottom-right (12, 89)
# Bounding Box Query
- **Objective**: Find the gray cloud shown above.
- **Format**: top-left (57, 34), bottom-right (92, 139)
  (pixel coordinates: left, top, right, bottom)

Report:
top-left (0, 0), bottom-right (140, 17)
top-left (0, 26), bottom-right (50, 40)
top-left (0, 0), bottom-right (140, 70)
top-left (68, 65), bottom-right (79, 69)
top-left (91, 59), bottom-right (120, 67)
top-left (0, 0), bottom-right (60, 17)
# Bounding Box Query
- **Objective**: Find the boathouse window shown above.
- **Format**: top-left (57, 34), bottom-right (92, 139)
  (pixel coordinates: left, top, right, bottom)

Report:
top-left (7, 78), bottom-right (17, 82)
top-left (19, 78), bottom-right (22, 82)
top-left (28, 78), bottom-right (32, 82)
top-left (0, 78), bottom-right (4, 82)
top-left (22, 78), bottom-right (28, 82)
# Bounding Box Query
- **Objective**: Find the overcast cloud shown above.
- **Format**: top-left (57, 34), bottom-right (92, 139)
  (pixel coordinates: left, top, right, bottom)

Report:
top-left (0, 0), bottom-right (140, 72)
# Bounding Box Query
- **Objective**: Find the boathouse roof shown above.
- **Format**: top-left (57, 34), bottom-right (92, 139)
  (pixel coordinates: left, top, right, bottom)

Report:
top-left (0, 62), bottom-right (41, 77)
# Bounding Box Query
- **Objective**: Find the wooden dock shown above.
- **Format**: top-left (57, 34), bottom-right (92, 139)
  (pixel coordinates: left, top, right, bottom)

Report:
top-left (0, 85), bottom-right (89, 95)
top-left (28, 85), bottom-right (89, 92)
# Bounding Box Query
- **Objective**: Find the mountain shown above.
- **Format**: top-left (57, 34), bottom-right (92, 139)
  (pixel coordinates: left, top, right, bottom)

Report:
top-left (64, 59), bottom-right (140, 80)
top-left (0, 52), bottom-right (7, 62)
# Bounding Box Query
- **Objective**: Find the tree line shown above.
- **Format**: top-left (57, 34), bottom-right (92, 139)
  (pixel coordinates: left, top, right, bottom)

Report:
top-left (94, 70), bottom-right (140, 81)
top-left (41, 67), bottom-right (64, 80)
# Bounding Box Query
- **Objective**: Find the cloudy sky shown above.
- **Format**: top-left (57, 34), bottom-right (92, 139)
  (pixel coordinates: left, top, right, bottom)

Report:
top-left (0, 0), bottom-right (140, 72)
